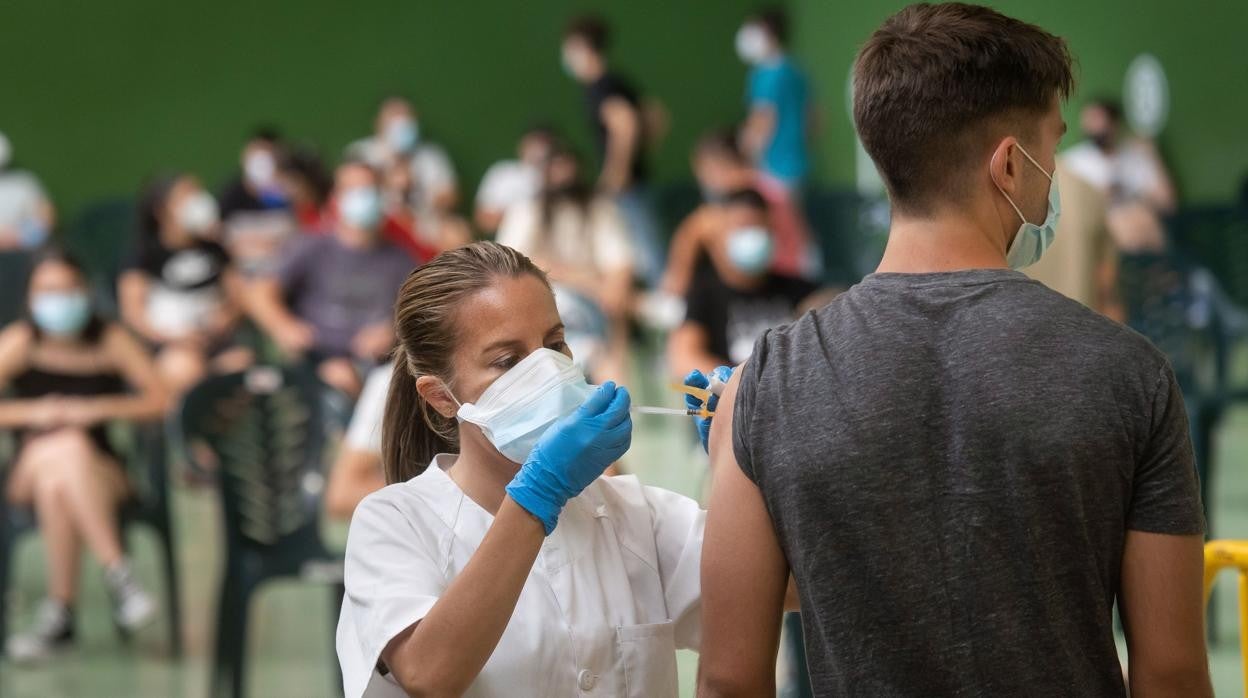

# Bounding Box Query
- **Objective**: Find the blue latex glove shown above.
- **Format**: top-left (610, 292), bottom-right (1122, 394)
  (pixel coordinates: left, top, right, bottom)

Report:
top-left (685, 366), bottom-right (733, 453)
top-left (505, 382), bottom-right (632, 534)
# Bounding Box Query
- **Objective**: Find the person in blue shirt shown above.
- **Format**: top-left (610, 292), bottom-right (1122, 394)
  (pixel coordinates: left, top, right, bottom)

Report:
top-left (736, 7), bottom-right (811, 191)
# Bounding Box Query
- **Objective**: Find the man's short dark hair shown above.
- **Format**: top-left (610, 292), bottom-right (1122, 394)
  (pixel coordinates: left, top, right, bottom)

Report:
top-left (725, 188), bottom-right (768, 212)
top-left (565, 15), bottom-right (610, 54)
top-left (853, 3), bottom-right (1074, 214)
top-left (694, 128), bottom-right (745, 163)
top-left (752, 7), bottom-right (789, 46)
top-left (1086, 97), bottom-right (1124, 125)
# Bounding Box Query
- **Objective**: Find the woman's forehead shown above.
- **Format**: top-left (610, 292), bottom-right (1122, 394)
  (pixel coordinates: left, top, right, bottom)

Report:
top-left (453, 276), bottom-right (560, 346)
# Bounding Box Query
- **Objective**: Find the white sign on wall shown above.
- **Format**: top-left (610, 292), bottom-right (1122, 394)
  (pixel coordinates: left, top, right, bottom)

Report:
top-left (1124, 53), bottom-right (1170, 138)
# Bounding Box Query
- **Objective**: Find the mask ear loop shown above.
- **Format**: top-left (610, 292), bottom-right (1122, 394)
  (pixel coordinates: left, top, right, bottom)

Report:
top-left (991, 144), bottom-right (1032, 226)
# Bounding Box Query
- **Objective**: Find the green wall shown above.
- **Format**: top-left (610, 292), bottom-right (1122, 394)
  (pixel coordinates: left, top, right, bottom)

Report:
top-left (0, 0), bottom-right (757, 225)
top-left (790, 0), bottom-right (1248, 203)
top-left (3, 1), bottom-right (1245, 226)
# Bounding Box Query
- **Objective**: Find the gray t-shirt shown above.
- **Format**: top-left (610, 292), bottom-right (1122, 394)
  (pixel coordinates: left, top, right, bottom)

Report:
top-left (733, 269), bottom-right (1204, 697)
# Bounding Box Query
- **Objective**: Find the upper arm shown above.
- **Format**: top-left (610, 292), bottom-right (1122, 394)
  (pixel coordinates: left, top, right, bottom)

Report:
top-left (103, 325), bottom-right (167, 408)
top-left (117, 270), bottom-right (150, 321)
top-left (1120, 531), bottom-right (1211, 696)
top-left (666, 323), bottom-right (714, 378)
top-left (698, 368), bottom-right (788, 692)
top-left (599, 97), bottom-right (639, 144)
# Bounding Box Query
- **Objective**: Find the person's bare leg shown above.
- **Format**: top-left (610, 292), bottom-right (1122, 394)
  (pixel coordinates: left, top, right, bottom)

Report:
top-left (32, 471), bottom-right (83, 604)
top-left (37, 430), bottom-right (127, 567)
top-left (318, 357), bottom-right (363, 399)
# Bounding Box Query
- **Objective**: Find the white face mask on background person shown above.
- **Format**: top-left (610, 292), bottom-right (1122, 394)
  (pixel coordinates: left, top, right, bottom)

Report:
top-left (31, 290), bottom-right (92, 338)
top-left (385, 118), bottom-right (419, 153)
top-left (735, 23), bottom-right (771, 64)
top-left (452, 348), bottom-right (596, 464)
top-left (244, 150), bottom-right (277, 188)
top-left (994, 143), bottom-right (1061, 270)
top-left (726, 225), bottom-right (776, 275)
top-left (177, 191), bottom-right (220, 235)
top-left (339, 186), bottom-right (383, 230)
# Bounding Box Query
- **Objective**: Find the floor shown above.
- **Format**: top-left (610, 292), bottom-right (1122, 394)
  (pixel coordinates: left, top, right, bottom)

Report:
top-left (2, 367), bottom-right (1248, 697)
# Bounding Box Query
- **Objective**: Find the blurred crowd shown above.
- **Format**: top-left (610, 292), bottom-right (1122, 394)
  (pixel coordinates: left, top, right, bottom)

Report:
top-left (0, 6), bottom-right (1186, 671)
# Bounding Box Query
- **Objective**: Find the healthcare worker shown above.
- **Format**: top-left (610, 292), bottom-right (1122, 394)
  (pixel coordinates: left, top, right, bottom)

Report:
top-left (336, 241), bottom-right (727, 698)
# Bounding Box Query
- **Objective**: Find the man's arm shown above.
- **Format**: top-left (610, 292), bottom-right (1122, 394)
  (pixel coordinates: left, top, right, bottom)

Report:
top-left (1120, 531), bottom-right (1212, 698)
top-left (598, 97), bottom-right (640, 194)
top-left (739, 104), bottom-right (777, 165)
top-left (666, 322), bottom-right (726, 383)
top-left (697, 369), bottom-right (789, 697)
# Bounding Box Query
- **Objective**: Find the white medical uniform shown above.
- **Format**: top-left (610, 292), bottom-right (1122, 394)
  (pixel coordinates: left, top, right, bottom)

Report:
top-left (336, 454), bottom-right (704, 698)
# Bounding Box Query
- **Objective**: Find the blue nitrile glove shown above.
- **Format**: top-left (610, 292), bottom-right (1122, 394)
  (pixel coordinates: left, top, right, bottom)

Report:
top-left (685, 366), bottom-right (733, 453)
top-left (505, 382), bottom-right (633, 534)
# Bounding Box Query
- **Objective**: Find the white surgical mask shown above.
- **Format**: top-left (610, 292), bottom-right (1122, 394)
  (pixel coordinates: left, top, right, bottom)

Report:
top-left (726, 225), bottom-right (775, 275)
top-left (31, 290), bottom-right (92, 337)
top-left (244, 151), bottom-right (277, 188)
top-left (994, 143), bottom-right (1061, 270)
top-left (453, 348), bottom-right (595, 464)
top-left (735, 24), bottom-right (771, 64)
top-left (177, 191), bottom-right (220, 235)
top-left (339, 186), bottom-right (383, 230)
top-left (385, 118), bottom-right (419, 153)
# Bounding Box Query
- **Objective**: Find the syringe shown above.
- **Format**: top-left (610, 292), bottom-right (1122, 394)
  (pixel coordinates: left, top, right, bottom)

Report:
top-left (632, 405), bottom-right (712, 418)
top-left (631, 371), bottom-right (729, 419)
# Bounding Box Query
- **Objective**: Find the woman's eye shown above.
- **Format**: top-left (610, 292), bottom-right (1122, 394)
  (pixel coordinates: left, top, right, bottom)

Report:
top-left (548, 340), bottom-right (569, 352)
top-left (492, 355), bottom-right (519, 370)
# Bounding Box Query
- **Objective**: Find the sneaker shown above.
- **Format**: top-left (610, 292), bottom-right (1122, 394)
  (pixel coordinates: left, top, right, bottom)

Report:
top-left (104, 560), bottom-right (157, 631)
top-left (5, 599), bottom-right (75, 663)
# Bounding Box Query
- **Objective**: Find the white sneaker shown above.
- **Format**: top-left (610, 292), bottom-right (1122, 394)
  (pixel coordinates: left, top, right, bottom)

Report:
top-left (6, 599), bottom-right (75, 663)
top-left (104, 561), bottom-right (157, 631)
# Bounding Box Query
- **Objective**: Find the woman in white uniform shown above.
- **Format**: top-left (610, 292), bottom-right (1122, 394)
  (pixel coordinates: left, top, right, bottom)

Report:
top-left (336, 241), bottom-right (706, 697)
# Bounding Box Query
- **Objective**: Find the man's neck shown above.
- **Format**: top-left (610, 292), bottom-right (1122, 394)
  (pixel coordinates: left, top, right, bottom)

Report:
top-left (876, 210), bottom-right (1009, 274)
top-left (335, 226), bottom-right (377, 250)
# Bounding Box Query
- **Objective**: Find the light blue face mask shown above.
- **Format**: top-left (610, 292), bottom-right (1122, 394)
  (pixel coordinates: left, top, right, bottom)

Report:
top-left (386, 118), bottom-right (419, 153)
top-left (339, 186), bottom-right (383, 230)
top-left (726, 226), bottom-right (775, 275)
top-left (31, 291), bottom-right (92, 337)
top-left (996, 143), bottom-right (1061, 270)
top-left (453, 348), bottom-right (595, 464)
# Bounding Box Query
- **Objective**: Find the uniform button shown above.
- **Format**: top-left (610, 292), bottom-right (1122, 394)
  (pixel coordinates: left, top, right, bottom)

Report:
top-left (577, 669), bottom-right (597, 691)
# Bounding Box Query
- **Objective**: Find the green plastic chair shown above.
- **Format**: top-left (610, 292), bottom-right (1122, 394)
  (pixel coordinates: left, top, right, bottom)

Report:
top-left (0, 251), bottom-right (33, 328)
top-left (0, 422), bottom-right (182, 657)
top-left (803, 188), bottom-right (890, 288)
top-left (171, 366), bottom-right (344, 698)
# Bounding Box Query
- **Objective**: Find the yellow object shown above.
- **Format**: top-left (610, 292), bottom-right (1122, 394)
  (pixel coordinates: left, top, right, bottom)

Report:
top-left (1204, 540), bottom-right (1248, 696)
top-left (670, 382), bottom-right (712, 401)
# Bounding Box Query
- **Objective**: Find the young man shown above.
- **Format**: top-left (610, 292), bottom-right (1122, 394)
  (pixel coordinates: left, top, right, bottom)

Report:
top-left (561, 15), bottom-right (664, 286)
top-left (666, 188), bottom-right (822, 380)
top-left (247, 161), bottom-right (413, 399)
top-left (698, 5), bottom-right (1210, 697)
top-left (735, 7), bottom-right (811, 192)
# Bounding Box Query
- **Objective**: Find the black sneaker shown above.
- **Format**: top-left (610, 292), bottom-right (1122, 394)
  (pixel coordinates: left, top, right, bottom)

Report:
top-left (5, 599), bottom-right (75, 663)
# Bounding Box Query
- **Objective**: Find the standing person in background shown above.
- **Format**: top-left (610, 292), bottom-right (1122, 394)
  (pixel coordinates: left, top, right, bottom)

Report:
top-left (561, 15), bottom-right (664, 287)
top-left (246, 161), bottom-right (413, 399)
top-left (119, 175), bottom-right (251, 396)
top-left (497, 145), bottom-right (634, 383)
top-left (736, 8), bottom-right (811, 192)
top-left (0, 250), bottom-right (167, 662)
top-left (699, 4), bottom-right (1210, 697)
top-left (474, 125), bottom-right (558, 236)
top-left (0, 131), bottom-right (56, 250)
top-left (1062, 98), bottom-right (1177, 253)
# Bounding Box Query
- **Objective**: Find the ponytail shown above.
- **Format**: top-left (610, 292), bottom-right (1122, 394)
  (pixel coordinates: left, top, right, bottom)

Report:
top-left (382, 359), bottom-right (457, 484)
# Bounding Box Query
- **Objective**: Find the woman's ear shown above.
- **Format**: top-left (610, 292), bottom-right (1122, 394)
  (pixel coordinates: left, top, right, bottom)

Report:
top-left (416, 375), bottom-right (459, 419)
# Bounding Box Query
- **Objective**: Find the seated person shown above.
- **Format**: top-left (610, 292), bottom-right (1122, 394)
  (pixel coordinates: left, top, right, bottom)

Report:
top-left (217, 128), bottom-right (298, 274)
top-left (345, 96), bottom-right (459, 216)
top-left (119, 174), bottom-right (251, 395)
top-left (0, 249), bottom-right (167, 662)
top-left (278, 146), bottom-right (334, 235)
top-left (0, 130), bottom-right (56, 250)
top-left (474, 125), bottom-right (557, 235)
top-left (661, 129), bottom-right (818, 299)
top-left (497, 144), bottom-right (633, 382)
top-left (247, 161), bottom-right (414, 398)
top-left (378, 155), bottom-right (471, 264)
top-left (324, 362), bottom-right (391, 520)
top-left (667, 188), bottom-right (830, 379)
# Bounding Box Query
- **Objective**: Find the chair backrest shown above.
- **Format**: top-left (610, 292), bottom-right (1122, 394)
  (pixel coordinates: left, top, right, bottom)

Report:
top-left (1168, 205), bottom-right (1248, 310)
top-left (1117, 253), bottom-right (1216, 393)
top-left (174, 366), bottom-right (332, 552)
top-left (803, 189), bottom-right (890, 287)
top-left (0, 251), bottom-right (33, 328)
top-left (62, 196), bottom-right (137, 316)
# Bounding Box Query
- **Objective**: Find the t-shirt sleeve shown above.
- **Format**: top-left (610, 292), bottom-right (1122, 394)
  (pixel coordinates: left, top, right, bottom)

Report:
top-left (340, 493), bottom-right (447, 693)
top-left (495, 200), bottom-right (540, 257)
top-left (475, 162), bottom-right (515, 210)
top-left (413, 145), bottom-right (457, 195)
top-left (345, 365), bottom-right (393, 453)
top-left (1127, 363), bottom-right (1206, 535)
top-left (748, 67), bottom-right (781, 109)
top-left (732, 341), bottom-right (768, 484)
top-left (643, 485), bottom-right (705, 651)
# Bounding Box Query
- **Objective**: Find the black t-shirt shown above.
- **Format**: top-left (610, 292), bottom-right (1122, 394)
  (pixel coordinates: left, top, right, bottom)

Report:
top-left (684, 266), bottom-right (816, 365)
top-left (127, 238), bottom-right (230, 292)
top-left (584, 73), bottom-right (648, 185)
top-left (217, 176), bottom-right (265, 220)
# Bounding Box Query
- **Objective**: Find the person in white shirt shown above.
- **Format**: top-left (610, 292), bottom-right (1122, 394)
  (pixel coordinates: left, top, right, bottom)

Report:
top-left (336, 242), bottom-right (705, 697)
top-left (345, 96), bottom-right (459, 216)
top-left (1061, 98), bottom-right (1176, 252)
top-left (0, 131), bottom-right (56, 250)
top-left (474, 125), bottom-right (557, 236)
top-left (496, 146), bottom-right (633, 382)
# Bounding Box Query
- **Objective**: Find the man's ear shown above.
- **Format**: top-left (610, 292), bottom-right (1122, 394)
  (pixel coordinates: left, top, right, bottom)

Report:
top-left (988, 137), bottom-right (1021, 195)
top-left (416, 375), bottom-right (459, 419)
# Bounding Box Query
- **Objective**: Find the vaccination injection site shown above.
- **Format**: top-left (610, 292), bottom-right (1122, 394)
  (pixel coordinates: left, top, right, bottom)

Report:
top-left (2, 1), bottom-right (1248, 696)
